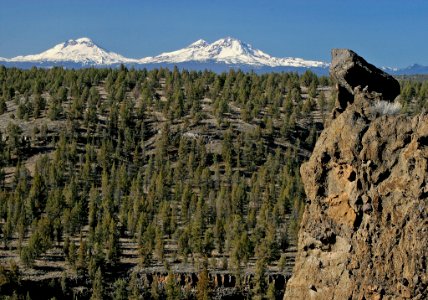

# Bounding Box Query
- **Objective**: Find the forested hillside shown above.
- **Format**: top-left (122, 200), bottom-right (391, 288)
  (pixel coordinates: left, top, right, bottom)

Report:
top-left (0, 65), bottom-right (425, 299)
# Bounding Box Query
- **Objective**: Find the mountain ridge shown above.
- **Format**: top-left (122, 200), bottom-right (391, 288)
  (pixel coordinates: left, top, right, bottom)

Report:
top-left (1, 37), bottom-right (426, 74)
top-left (3, 36), bottom-right (328, 68)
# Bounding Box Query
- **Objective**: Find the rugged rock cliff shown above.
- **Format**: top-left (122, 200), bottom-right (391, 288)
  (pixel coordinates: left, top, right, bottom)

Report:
top-left (284, 49), bottom-right (428, 299)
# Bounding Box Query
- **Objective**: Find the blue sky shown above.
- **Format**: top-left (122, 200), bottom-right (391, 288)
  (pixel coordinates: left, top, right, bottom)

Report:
top-left (0, 0), bottom-right (426, 67)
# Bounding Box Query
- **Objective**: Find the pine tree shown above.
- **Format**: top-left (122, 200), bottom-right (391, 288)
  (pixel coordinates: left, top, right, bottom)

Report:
top-left (150, 275), bottom-right (160, 300)
top-left (277, 254), bottom-right (287, 272)
top-left (26, 162), bottom-right (45, 220)
top-left (113, 278), bottom-right (128, 300)
top-left (0, 96), bottom-right (7, 115)
top-left (90, 267), bottom-right (103, 300)
top-left (266, 280), bottom-right (276, 300)
top-left (77, 234), bottom-right (87, 270)
top-left (154, 228), bottom-right (164, 262)
top-left (196, 266), bottom-right (210, 300)
top-left (165, 273), bottom-right (181, 300)
top-left (128, 271), bottom-right (140, 300)
top-left (68, 241), bottom-right (76, 268)
top-left (47, 96), bottom-right (63, 120)
top-left (88, 186), bottom-right (99, 230)
top-left (6, 122), bottom-right (23, 159)
top-left (32, 93), bottom-right (46, 118)
top-left (106, 219), bottom-right (120, 266)
top-left (252, 258), bottom-right (267, 300)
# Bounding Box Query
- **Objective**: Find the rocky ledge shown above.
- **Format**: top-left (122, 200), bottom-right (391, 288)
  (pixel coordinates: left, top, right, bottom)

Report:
top-left (284, 49), bottom-right (428, 299)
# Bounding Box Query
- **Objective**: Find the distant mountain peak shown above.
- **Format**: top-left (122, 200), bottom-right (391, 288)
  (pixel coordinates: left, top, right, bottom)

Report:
top-left (409, 63), bottom-right (422, 68)
top-left (9, 37), bottom-right (137, 65)
top-left (142, 37), bottom-right (328, 68)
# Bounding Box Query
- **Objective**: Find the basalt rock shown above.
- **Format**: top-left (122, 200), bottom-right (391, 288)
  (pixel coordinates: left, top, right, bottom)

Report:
top-left (330, 49), bottom-right (400, 118)
top-left (284, 50), bottom-right (428, 299)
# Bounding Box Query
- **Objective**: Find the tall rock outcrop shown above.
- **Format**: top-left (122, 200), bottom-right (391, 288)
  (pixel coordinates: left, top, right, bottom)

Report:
top-left (284, 49), bottom-right (428, 299)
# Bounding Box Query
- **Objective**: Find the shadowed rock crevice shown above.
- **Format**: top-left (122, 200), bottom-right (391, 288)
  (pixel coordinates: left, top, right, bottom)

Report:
top-left (284, 49), bottom-right (428, 299)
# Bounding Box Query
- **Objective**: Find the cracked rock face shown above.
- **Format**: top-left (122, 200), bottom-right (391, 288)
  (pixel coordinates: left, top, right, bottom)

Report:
top-left (284, 50), bottom-right (428, 300)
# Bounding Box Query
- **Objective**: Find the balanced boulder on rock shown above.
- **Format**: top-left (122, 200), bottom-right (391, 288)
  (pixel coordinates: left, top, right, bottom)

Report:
top-left (330, 48), bottom-right (400, 117)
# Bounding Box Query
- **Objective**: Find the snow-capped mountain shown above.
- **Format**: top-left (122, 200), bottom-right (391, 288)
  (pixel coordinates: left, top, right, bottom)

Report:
top-left (9, 37), bottom-right (137, 65)
top-left (140, 37), bottom-right (328, 68)
top-left (1, 37), bottom-right (329, 72)
top-left (1, 37), bottom-right (425, 75)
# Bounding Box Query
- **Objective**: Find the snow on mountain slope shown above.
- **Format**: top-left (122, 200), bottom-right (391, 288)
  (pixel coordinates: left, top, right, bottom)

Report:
top-left (2, 37), bottom-right (425, 74)
top-left (140, 37), bottom-right (328, 68)
top-left (10, 37), bottom-right (137, 65)
top-left (140, 39), bottom-right (210, 63)
top-left (1, 36), bottom-right (330, 69)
